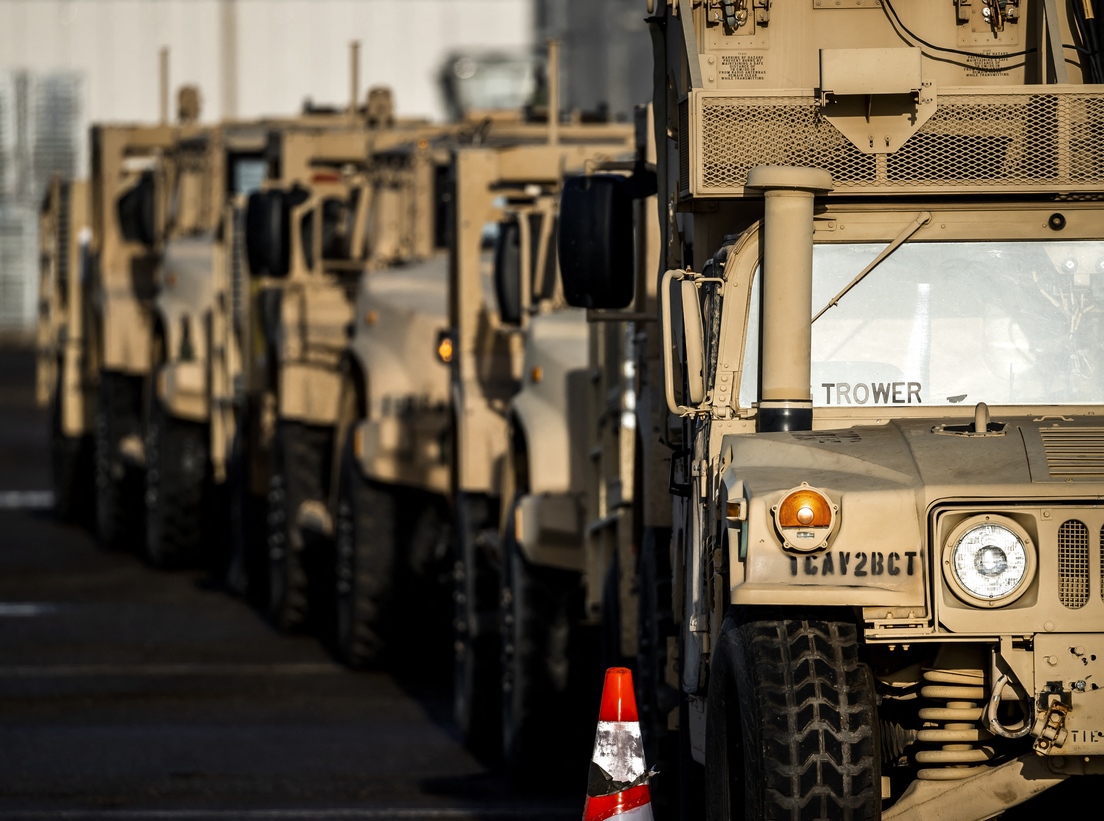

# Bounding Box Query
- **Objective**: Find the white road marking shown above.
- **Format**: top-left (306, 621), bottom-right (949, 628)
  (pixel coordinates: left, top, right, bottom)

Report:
top-left (0, 602), bottom-right (57, 616)
top-left (0, 490), bottom-right (55, 509)
top-left (0, 662), bottom-right (343, 678)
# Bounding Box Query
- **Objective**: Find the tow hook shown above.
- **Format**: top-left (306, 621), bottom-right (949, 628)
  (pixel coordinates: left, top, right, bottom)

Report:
top-left (1033, 698), bottom-right (1071, 754)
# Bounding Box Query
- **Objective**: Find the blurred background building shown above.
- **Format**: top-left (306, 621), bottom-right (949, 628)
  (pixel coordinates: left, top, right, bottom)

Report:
top-left (0, 0), bottom-right (649, 336)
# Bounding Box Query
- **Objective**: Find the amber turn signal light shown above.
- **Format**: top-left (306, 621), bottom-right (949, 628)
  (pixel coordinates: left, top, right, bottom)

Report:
top-left (777, 488), bottom-right (833, 528)
top-left (772, 483), bottom-right (837, 552)
top-left (436, 330), bottom-right (453, 364)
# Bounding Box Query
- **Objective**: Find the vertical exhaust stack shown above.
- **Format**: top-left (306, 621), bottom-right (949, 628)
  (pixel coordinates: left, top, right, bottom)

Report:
top-left (746, 165), bottom-right (833, 433)
top-left (547, 39), bottom-right (560, 146)
top-left (159, 47), bottom-right (170, 125)
top-left (349, 41), bottom-right (361, 120)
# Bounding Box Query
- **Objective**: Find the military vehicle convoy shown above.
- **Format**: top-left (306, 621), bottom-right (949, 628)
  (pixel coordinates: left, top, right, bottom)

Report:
top-left (558, 0), bottom-right (1104, 817)
top-left (329, 74), bottom-right (633, 678)
top-left (36, 4), bottom-right (1104, 816)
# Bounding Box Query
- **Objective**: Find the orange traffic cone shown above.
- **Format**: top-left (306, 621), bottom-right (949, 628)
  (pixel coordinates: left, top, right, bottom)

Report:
top-left (583, 667), bottom-right (654, 821)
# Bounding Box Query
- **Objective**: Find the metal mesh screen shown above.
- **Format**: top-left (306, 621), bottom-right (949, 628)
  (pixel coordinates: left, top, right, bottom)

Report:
top-left (693, 91), bottom-right (1104, 195)
top-left (700, 95), bottom-right (876, 190)
top-left (1059, 519), bottom-right (1090, 609)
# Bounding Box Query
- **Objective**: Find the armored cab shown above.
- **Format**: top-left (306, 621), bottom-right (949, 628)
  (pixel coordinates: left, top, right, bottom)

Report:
top-left (439, 99), bottom-right (634, 765)
top-left (560, 1), bottom-right (1104, 817)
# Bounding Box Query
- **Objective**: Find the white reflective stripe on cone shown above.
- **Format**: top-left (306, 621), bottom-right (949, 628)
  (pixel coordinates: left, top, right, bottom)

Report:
top-left (612, 804), bottom-right (653, 820)
top-left (592, 721), bottom-right (646, 784)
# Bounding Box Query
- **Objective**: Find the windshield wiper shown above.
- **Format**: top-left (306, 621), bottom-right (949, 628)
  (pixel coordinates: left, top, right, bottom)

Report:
top-left (812, 211), bottom-right (932, 323)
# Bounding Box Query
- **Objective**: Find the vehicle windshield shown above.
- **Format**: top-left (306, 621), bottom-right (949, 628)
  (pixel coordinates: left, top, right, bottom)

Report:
top-left (740, 240), bottom-right (1104, 408)
top-left (441, 55), bottom-right (537, 119)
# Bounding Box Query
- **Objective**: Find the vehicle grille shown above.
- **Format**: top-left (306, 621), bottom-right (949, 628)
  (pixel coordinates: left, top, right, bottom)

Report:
top-left (690, 89), bottom-right (1104, 196)
top-left (1058, 519), bottom-right (1090, 609)
top-left (1041, 427), bottom-right (1104, 479)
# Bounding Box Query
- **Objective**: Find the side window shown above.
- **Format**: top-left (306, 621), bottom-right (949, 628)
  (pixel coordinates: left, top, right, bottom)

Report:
top-left (738, 266), bottom-right (760, 409)
top-left (230, 155), bottom-right (267, 196)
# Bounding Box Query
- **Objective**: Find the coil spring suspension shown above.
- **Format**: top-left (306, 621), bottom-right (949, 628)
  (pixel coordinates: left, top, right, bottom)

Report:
top-left (915, 668), bottom-right (995, 780)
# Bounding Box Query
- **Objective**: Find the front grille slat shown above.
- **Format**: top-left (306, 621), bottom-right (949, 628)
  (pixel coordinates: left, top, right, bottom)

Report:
top-left (1058, 519), bottom-right (1090, 609)
top-left (1041, 428), bottom-right (1104, 480)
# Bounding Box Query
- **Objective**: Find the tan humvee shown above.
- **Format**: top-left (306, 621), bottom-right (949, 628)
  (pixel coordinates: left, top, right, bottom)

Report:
top-left (559, 1), bottom-right (1104, 817)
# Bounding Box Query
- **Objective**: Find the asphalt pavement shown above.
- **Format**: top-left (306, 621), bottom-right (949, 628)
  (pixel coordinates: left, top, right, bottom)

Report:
top-left (0, 348), bottom-right (578, 820)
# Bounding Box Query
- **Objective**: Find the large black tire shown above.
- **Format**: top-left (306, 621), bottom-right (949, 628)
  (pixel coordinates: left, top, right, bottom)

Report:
top-left (94, 372), bottom-right (145, 550)
top-left (636, 527), bottom-right (679, 816)
top-left (705, 610), bottom-right (881, 821)
top-left (500, 501), bottom-right (589, 781)
top-left (50, 376), bottom-right (93, 526)
top-left (144, 395), bottom-right (207, 569)
top-left (452, 492), bottom-right (502, 756)
top-left (226, 425), bottom-right (267, 604)
top-left (333, 432), bottom-right (398, 668)
top-left (402, 496), bottom-right (453, 668)
top-left (266, 421), bottom-right (329, 632)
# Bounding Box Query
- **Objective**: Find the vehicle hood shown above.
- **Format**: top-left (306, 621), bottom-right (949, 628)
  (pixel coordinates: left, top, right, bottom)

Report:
top-left (723, 413), bottom-right (1104, 505)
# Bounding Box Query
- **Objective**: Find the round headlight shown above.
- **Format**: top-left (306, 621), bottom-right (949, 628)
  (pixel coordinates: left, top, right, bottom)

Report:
top-left (943, 517), bottom-right (1035, 607)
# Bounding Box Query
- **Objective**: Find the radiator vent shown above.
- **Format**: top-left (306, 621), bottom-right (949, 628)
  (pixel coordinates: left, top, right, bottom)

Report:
top-left (1058, 519), bottom-right (1090, 609)
top-left (1041, 428), bottom-right (1104, 480)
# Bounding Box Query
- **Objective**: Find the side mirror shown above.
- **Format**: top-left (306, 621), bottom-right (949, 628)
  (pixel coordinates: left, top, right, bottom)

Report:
top-left (680, 279), bottom-right (706, 404)
top-left (245, 190), bottom-right (290, 277)
top-left (557, 174), bottom-right (634, 309)
top-left (494, 219), bottom-right (522, 325)
top-left (117, 171), bottom-right (156, 247)
top-left (660, 269), bottom-right (708, 415)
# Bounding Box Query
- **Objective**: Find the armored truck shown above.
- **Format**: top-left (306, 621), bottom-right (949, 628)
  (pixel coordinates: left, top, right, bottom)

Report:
top-left (560, 0), bottom-right (1104, 817)
top-left (86, 91), bottom-right (203, 550)
top-left (442, 105), bottom-right (634, 764)
top-left (37, 176), bottom-right (93, 524)
top-left (143, 122), bottom-right (271, 568)
top-left (237, 104), bottom-right (460, 628)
